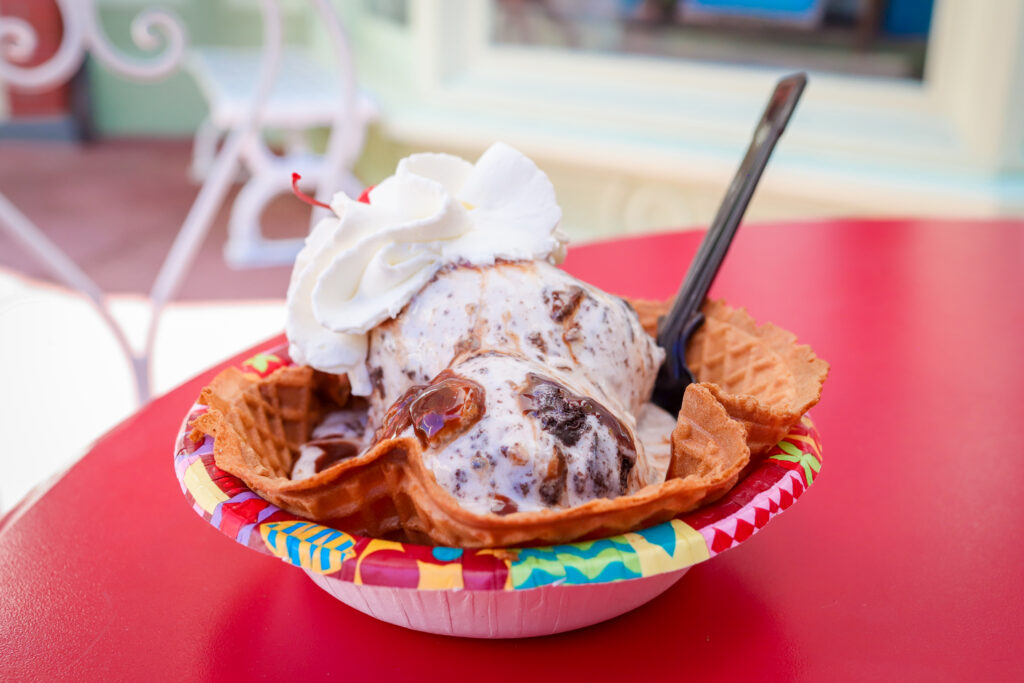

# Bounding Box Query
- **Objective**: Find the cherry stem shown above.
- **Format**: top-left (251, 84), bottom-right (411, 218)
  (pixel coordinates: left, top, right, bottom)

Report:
top-left (291, 173), bottom-right (331, 210)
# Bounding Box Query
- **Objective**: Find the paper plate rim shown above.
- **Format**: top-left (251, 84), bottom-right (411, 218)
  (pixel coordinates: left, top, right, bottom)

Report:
top-left (173, 344), bottom-right (823, 592)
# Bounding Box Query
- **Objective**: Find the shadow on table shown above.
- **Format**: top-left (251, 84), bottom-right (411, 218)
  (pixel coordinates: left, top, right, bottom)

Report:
top-left (202, 553), bottom-right (792, 679)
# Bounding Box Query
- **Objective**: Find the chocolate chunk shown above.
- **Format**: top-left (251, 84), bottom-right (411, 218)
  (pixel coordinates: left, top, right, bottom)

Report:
top-left (590, 469), bottom-right (610, 498)
top-left (369, 366), bottom-right (384, 395)
top-left (573, 470), bottom-right (586, 496)
top-left (618, 451), bottom-right (635, 492)
top-left (453, 468), bottom-right (468, 495)
top-left (586, 439), bottom-right (612, 497)
top-left (518, 375), bottom-right (590, 447)
top-left (538, 447), bottom-right (568, 506)
top-left (490, 494), bottom-right (518, 516)
top-left (527, 332), bottom-right (548, 354)
top-left (519, 373), bottom-right (637, 496)
top-left (547, 286), bottom-right (585, 323)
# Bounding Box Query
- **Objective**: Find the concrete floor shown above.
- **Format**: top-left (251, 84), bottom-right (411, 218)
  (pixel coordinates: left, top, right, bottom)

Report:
top-left (0, 138), bottom-right (303, 299)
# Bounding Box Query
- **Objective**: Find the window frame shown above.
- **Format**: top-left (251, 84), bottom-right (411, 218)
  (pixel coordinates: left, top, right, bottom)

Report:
top-left (347, 0), bottom-right (1024, 214)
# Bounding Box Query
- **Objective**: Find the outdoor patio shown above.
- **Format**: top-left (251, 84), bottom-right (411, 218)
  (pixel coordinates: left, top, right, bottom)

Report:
top-left (0, 139), bottom-right (298, 510)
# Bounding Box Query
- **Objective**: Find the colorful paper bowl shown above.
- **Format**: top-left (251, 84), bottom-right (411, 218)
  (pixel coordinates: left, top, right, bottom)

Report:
top-left (174, 348), bottom-right (823, 638)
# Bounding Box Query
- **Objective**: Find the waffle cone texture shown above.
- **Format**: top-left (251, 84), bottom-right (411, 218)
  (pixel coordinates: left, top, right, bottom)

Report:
top-left (631, 298), bottom-right (829, 456)
top-left (193, 299), bottom-right (827, 548)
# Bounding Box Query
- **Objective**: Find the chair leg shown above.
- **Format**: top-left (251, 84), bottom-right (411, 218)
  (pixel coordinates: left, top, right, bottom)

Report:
top-left (190, 116), bottom-right (222, 183)
top-left (224, 168), bottom-right (305, 268)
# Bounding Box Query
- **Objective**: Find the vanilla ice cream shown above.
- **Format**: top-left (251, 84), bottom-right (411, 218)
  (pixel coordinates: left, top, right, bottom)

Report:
top-left (286, 143), bottom-right (672, 512)
top-left (365, 260), bottom-right (663, 421)
top-left (286, 142), bottom-right (567, 395)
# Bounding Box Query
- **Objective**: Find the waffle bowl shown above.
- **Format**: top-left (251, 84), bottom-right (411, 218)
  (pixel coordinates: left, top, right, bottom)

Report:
top-left (193, 360), bottom-right (753, 548)
top-left (176, 342), bottom-right (825, 637)
top-left (630, 298), bottom-right (829, 456)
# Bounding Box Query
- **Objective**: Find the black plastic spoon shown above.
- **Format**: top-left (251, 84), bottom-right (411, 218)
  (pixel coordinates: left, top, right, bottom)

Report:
top-left (651, 72), bottom-right (807, 414)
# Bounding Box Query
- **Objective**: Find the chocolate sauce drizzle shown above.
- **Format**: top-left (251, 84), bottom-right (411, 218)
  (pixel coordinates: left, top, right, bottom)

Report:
top-left (307, 438), bottom-right (361, 473)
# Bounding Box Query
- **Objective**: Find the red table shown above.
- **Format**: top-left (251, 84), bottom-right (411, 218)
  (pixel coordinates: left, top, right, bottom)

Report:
top-left (2, 218), bottom-right (1023, 680)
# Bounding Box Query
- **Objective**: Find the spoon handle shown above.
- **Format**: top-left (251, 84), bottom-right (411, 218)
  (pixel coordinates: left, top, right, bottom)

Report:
top-left (657, 72), bottom-right (808, 383)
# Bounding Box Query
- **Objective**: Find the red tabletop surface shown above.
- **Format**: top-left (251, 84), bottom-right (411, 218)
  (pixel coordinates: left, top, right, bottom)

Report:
top-left (2, 218), bottom-right (1023, 680)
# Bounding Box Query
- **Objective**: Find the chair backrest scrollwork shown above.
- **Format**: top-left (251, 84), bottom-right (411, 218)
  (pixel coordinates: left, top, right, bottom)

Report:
top-left (0, 0), bottom-right (306, 403)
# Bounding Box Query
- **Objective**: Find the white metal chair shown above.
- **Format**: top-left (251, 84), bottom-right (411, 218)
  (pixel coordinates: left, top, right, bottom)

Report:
top-left (0, 0), bottom-right (358, 403)
top-left (187, 45), bottom-right (376, 267)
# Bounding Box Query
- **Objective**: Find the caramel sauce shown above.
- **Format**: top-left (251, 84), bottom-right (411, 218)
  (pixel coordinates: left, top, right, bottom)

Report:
top-left (490, 494), bottom-right (519, 516)
top-left (375, 370), bottom-right (486, 448)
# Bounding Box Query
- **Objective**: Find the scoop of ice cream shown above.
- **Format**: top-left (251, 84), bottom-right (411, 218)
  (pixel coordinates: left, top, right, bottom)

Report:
top-left (376, 352), bottom-right (647, 515)
top-left (367, 260), bottom-right (664, 422)
top-left (285, 143), bottom-right (671, 512)
top-left (286, 142), bottom-right (567, 394)
top-left (362, 259), bottom-right (668, 509)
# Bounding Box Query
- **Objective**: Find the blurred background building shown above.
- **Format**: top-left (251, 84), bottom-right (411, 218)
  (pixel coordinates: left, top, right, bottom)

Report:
top-left (5, 1), bottom-right (1024, 237)
top-left (1, 0), bottom-right (1023, 509)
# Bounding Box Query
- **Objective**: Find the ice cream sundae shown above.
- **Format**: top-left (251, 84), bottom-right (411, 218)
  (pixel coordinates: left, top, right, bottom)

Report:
top-left (193, 142), bottom-right (828, 547)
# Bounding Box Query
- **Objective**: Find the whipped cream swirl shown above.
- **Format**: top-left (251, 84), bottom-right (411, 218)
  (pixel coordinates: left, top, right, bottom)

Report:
top-left (286, 142), bottom-right (567, 395)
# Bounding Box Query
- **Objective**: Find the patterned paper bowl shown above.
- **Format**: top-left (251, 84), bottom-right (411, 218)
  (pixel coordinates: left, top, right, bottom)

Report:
top-left (174, 349), bottom-right (823, 639)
